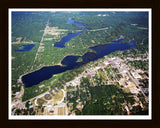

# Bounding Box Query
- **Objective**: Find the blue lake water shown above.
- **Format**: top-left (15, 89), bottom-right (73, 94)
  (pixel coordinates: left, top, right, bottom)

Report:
top-left (75, 22), bottom-right (85, 27)
top-left (80, 14), bottom-right (85, 17)
top-left (75, 22), bottom-right (87, 30)
top-left (53, 32), bottom-right (82, 48)
top-left (66, 19), bottom-right (74, 24)
top-left (15, 44), bottom-right (35, 52)
top-left (54, 19), bottom-right (86, 48)
top-left (22, 38), bottom-right (136, 87)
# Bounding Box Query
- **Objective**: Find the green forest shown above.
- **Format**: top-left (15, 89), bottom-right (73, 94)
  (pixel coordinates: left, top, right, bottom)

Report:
top-left (67, 77), bottom-right (137, 115)
top-left (11, 11), bottom-right (149, 102)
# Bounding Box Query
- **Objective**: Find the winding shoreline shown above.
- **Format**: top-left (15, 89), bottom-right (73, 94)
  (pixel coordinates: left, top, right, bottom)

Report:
top-left (20, 38), bottom-right (135, 86)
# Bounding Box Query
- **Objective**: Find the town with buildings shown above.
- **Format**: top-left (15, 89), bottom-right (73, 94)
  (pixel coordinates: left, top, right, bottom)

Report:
top-left (11, 54), bottom-right (149, 116)
top-left (10, 10), bottom-right (150, 117)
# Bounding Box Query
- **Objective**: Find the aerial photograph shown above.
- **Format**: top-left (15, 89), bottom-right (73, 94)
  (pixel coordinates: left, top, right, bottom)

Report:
top-left (9, 9), bottom-right (151, 119)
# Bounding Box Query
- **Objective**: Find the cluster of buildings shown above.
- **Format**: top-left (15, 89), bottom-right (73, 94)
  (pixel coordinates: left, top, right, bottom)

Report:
top-left (66, 56), bottom-right (149, 114)
top-left (12, 54), bottom-right (149, 115)
top-left (97, 14), bottom-right (109, 17)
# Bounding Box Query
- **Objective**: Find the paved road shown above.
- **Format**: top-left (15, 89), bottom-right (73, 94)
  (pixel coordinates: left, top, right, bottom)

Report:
top-left (30, 20), bottom-right (49, 71)
top-left (41, 27), bottom-right (109, 32)
top-left (128, 72), bottom-right (149, 102)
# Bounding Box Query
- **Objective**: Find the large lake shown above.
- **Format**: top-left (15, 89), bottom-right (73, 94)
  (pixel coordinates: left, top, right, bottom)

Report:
top-left (22, 38), bottom-right (136, 87)
top-left (22, 18), bottom-right (136, 87)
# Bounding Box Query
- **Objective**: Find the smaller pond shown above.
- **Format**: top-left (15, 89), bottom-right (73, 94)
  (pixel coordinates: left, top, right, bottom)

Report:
top-left (80, 14), bottom-right (85, 17)
top-left (53, 32), bottom-right (81, 48)
top-left (66, 19), bottom-right (74, 24)
top-left (15, 44), bottom-right (35, 52)
top-left (75, 22), bottom-right (87, 30)
top-left (54, 19), bottom-right (87, 48)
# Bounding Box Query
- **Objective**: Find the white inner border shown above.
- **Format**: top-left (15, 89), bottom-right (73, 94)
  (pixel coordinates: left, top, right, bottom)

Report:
top-left (8, 8), bottom-right (152, 120)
